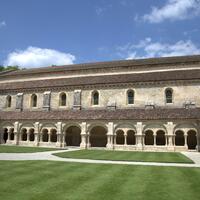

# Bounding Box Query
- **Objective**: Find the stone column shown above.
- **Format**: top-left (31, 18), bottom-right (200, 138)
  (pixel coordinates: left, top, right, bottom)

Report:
top-left (27, 129), bottom-right (30, 142)
top-left (56, 122), bottom-right (62, 148)
top-left (164, 122), bottom-right (175, 151)
top-left (153, 132), bottom-right (156, 146)
top-left (14, 122), bottom-right (19, 145)
top-left (124, 131), bottom-right (127, 146)
top-left (196, 121), bottom-right (200, 152)
top-left (80, 122), bottom-right (87, 149)
top-left (34, 122), bottom-right (40, 146)
top-left (135, 122), bottom-right (144, 150)
top-left (184, 133), bottom-right (187, 148)
top-left (48, 131), bottom-right (51, 143)
top-left (106, 122), bottom-right (114, 149)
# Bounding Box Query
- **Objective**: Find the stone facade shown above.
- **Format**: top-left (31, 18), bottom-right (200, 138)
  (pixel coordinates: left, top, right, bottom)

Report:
top-left (0, 55), bottom-right (200, 151)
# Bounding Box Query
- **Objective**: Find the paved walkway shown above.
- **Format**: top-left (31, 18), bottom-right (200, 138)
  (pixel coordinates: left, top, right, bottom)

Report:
top-left (0, 149), bottom-right (200, 168)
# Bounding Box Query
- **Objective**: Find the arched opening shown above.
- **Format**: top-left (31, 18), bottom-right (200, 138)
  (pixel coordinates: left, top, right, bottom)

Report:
top-left (116, 130), bottom-right (125, 145)
top-left (175, 130), bottom-right (185, 146)
top-left (21, 129), bottom-right (27, 141)
top-left (65, 126), bottom-right (81, 146)
top-left (50, 129), bottom-right (57, 143)
top-left (127, 130), bottom-right (136, 145)
top-left (165, 88), bottom-right (173, 103)
top-left (3, 128), bottom-right (8, 143)
top-left (90, 126), bottom-right (107, 147)
top-left (31, 94), bottom-right (37, 107)
top-left (6, 95), bottom-right (12, 108)
top-left (59, 93), bottom-right (67, 106)
top-left (156, 130), bottom-right (166, 145)
top-left (144, 130), bottom-right (154, 145)
top-left (92, 91), bottom-right (99, 105)
top-left (187, 130), bottom-right (197, 150)
top-left (127, 90), bottom-right (134, 104)
top-left (29, 129), bottom-right (35, 142)
top-left (10, 128), bottom-right (14, 140)
top-left (42, 129), bottom-right (48, 142)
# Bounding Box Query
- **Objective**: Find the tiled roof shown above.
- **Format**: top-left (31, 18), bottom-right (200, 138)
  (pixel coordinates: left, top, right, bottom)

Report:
top-left (1, 108), bottom-right (200, 120)
top-left (1, 69), bottom-right (200, 91)
top-left (1, 55), bottom-right (200, 77)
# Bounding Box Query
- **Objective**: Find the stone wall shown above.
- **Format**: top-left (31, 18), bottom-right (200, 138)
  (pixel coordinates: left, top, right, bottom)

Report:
top-left (0, 82), bottom-right (200, 111)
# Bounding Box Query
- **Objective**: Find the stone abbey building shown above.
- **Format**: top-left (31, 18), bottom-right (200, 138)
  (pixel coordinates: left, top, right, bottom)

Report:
top-left (0, 55), bottom-right (200, 152)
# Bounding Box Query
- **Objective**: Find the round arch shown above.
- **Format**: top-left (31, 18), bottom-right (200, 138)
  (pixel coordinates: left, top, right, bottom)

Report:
top-left (65, 126), bottom-right (81, 146)
top-left (29, 128), bottom-right (35, 142)
top-left (50, 129), bottom-right (57, 143)
top-left (42, 128), bottom-right (48, 142)
top-left (89, 126), bottom-right (107, 147)
top-left (3, 128), bottom-right (8, 143)
top-left (116, 129), bottom-right (125, 145)
top-left (114, 123), bottom-right (136, 133)
top-left (156, 130), bottom-right (166, 145)
top-left (127, 130), bottom-right (136, 145)
top-left (187, 130), bottom-right (197, 150)
top-left (21, 128), bottom-right (28, 141)
top-left (9, 128), bottom-right (14, 141)
top-left (144, 130), bottom-right (154, 145)
top-left (175, 130), bottom-right (185, 146)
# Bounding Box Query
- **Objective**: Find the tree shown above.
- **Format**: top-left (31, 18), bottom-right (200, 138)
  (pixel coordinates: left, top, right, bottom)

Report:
top-left (0, 65), bottom-right (20, 72)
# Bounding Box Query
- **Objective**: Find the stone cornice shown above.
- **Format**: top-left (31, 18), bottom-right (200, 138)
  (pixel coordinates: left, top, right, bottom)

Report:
top-left (0, 79), bottom-right (199, 94)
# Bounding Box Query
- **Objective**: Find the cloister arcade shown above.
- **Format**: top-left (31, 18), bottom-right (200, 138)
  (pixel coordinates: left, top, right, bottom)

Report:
top-left (0, 121), bottom-right (199, 151)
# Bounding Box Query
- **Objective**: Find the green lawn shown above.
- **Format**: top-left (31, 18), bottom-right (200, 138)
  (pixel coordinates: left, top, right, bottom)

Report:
top-left (0, 161), bottom-right (200, 200)
top-left (0, 145), bottom-right (62, 153)
top-left (54, 150), bottom-right (193, 163)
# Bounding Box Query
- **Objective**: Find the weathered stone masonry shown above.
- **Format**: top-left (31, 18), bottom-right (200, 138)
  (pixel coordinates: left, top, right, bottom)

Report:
top-left (1, 55), bottom-right (200, 151)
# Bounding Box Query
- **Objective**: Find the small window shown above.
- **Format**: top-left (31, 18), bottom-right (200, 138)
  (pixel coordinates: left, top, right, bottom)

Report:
top-left (6, 95), bottom-right (12, 108)
top-left (31, 94), bottom-right (37, 107)
top-left (59, 93), bottom-right (67, 106)
top-left (92, 91), bottom-right (99, 105)
top-left (127, 90), bottom-right (134, 104)
top-left (165, 88), bottom-right (173, 103)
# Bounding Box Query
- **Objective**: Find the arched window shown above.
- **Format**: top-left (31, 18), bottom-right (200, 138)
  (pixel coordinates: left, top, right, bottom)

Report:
top-left (165, 88), bottom-right (173, 103)
top-left (6, 95), bottom-right (12, 108)
top-left (127, 90), bottom-right (134, 104)
top-left (92, 91), bottom-right (99, 105)
top-left (31, 94), bottom-right (37, 107)
top-left (59, 93), bottom-right (67, 106)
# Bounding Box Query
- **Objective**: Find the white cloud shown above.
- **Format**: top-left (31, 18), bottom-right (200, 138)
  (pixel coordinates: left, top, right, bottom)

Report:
top-left (95, 4), bottom-right (112, 16)
top-left (4, 46), bottom-right (76, 68)
top-left (143, 0), bottom-right (200, 23)
top-left (117, 38), bottom-right (200, 59)
top-left (0, 21), bottom-right (6, 28)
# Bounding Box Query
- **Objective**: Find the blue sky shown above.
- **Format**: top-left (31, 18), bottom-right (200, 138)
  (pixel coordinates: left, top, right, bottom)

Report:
top-left (0, 0), bottom-right (200, 68)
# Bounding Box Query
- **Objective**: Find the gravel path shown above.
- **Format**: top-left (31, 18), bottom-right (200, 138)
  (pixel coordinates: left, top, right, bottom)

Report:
top-left (0, 149), bottom-right (199, 168)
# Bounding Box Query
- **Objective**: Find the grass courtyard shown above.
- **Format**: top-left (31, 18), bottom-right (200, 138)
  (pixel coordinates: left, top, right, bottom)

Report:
top-left (0, 145), bottom-right (61, 153)
top-left (0, 160), bottom-right (200, 200)
top-left (54, 150), bottom-right (193, 163)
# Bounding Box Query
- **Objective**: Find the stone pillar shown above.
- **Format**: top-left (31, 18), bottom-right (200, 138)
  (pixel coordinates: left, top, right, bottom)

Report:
top-left (154, 132), bottom-right (156, 146)
top-left (48, 131), bottom-right (51, 143)
top-left (135, 122), bottom-right (144, 150)
top-left (106, 122), bottom-right (114, 149)
top-left (56, 122), bottom-right (62, 148)
top-left (164, 122), bottom-right (175, 151)
top-left (27, 129), bottom-right (30, 142)
top-left (62, 132), bottom-right (66, 147)
top-left (124, 131), bottom-right (127, 146)
top-left (80, 122), bottom-right (87, 149)
top-left (196, 121), bottom-right (200, 152)
top-left (14, 122), bottom-right (19, 145)
top-left (184, 133), bottom-right (187, 147)
top-left (34, 122), bottom-right (40, 146)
